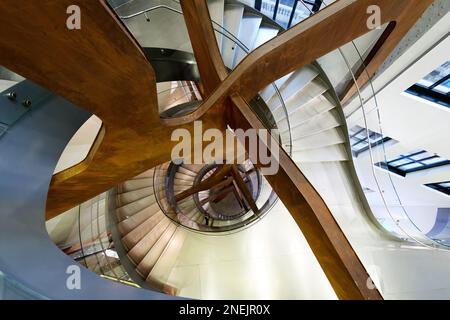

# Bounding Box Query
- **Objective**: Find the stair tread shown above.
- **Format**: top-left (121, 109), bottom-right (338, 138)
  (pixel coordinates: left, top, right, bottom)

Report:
top-left (117, 201), bottom-right (161, 235)
top-left (267, 65), bottom-right (319, 106)
top-left (116, 194), bottom-right (157, 221)
top-left (128, 217), bottom-right (171, 266)
top-left (233, 14), bottom-right (262, 67)
top-left (288, 127), bottom-right (346, 151)
top-left (118, 178), bottom-right (153, 193)
top-left (136, 223), bottom-right (177, 277)
top-left (252, 25), bottom-right (279, 50)
top-left (122, 211), bottom-right (165, 250)
top-left (147, 227), bottom-right (186, 285)
top-left (293, 143), bottom-right (349, 163)
top-left (116, 186), bottom-right (154, 207)
top-left (288, 108), bottom-right (342, 139)
top-left (208, 0), bottom-right (225, 52)
top-left (221, 4), bottom-right (244, 69)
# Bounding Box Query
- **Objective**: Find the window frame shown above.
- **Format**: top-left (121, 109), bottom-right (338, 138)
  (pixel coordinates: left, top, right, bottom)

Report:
top-left (425, 181), bottom-right (450, 196)
top-left (376, 150), bottom-right (450, 177)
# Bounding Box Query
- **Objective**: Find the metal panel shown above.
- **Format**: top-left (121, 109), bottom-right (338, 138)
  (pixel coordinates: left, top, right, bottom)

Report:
top-left (0, 80), bottom-right (173, 299)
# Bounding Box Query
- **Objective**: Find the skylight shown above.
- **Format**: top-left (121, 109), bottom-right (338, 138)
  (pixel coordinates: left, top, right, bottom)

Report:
top-left (349, 125), bottom-right (392, 157)
top-left (406, 61), bottom-right (450, 108)
top-left (256, 0), bottom-right (323, 28)
top-left (376, 150), bottom-right (450, 177)
top-left (426, 181), bottom-right (450, 196)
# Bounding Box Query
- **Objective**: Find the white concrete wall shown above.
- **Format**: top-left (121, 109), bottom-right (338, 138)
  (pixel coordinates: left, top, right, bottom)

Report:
top-left (345, 31), bottom-right (450, 235)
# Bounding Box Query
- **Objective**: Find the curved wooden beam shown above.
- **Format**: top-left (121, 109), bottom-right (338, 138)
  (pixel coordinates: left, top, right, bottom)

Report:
top-left (175, 165), bottom-right (233, 202)
top-left (0, 0), bottom-right (226, 218)
top-left (228, 93), bottom-right (382, 300)
top-left (230, 165), bottom-right (259, 215)
top-left (162, 0), bottom-right (433, 126)
top-left (180, 0), bottom-right (228, 96)
top-left (340, 0), bottom-right (433, 103)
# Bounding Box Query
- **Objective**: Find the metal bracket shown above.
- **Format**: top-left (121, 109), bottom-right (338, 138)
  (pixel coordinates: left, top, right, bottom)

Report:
top-left (0, 81), bottom-right (52, 138)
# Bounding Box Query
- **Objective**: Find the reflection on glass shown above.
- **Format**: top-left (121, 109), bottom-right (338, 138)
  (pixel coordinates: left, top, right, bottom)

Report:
top-left (376, 149), bottom-right (450, 176)
top-left (260, 0), bottom-right (277, 19)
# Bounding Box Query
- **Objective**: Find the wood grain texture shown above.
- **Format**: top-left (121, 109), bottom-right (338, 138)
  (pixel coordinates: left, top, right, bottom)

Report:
top-left (181, 0), bottom-right (228, 96)
top-left (228, 94), bottom-right (383, 300)
top-left (162, 0), bottom-right (433, 126)
top-left (0, 0), bottom-right (226, 218)
top-left (340, 0), bottom-right (433, 103)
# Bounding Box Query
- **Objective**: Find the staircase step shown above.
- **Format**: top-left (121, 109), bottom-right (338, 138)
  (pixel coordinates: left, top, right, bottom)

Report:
top-left (271, 78), bottom-right (328, 118)
top-left (177, 167), bottom-right (197, 177)
top-left (233, 14), bottom-right (262, 67)
top-left (259, 73), bottom-right (293, 102)
top-left (147, 227), bottom-right (186, 292)
top-left (136, 223), bottom-right (177, 278)
top-left (117, 201), bottom-right (161, 235)
top-left (293, 143), bottom-right (349, 163)
top-left (173, 184), bottom-right (192, 193)
top-left (122, 211), bottom-right (165, 250)
top-left (290, 127), bottom-right (346, 151)
top-left (267, 65), bottom-right (319, 107)
top-left (133, 169), bottom-right (154, 179)
top-left (116, 193), bottom-right (156, 220)
top-left (116, 187), bottom-right (154, 207)
top-left (288, 108), bottom-right (342, 139)
top-left (221, 4), bottom-right (244, 69)
top-left (174, 172), bottom-right (195, 182)
top-left (118, 178), bottom-right (153, 193)
top-left (174, 177), bottom-right (194, 186)
top-left (276, 95), bottom-right (336, 130)
top-left (252, 25), bottom-right (279, 50)
top-left (208, 0), bottom-right (225, 51)
top-left (128, 217), bottom-right (171, 266)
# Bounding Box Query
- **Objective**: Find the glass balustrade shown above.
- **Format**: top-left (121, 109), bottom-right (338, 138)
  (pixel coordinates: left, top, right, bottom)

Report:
top-left (65, 194), bottom-right (138, 286)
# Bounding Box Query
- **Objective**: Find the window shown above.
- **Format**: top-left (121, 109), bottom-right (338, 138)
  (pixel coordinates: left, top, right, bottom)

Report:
top-left (349, 125), bottom-right (392, 157)
top-left (257, 0), bottom-right (323, 29)
top-left (406, 61), bottom-right (450, 108)
top-left (376, 150), bottom-right (450, 177)
top-left (426, 182), bottom-right (450, 196)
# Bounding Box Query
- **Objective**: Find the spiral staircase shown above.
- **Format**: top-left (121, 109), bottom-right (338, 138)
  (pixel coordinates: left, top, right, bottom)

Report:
top-left (1, 0), bottom-right (447, 300)
top-left (104, 0), bottom-right (380, 297)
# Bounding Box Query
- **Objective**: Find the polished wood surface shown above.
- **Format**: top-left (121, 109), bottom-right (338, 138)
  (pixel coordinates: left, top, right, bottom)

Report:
top-left (0, 0), bottom-right (427, 299)
top-left (0, 0), bottom-right (226, 218)
top-left (230, 165), bottom-right (259, 215)
top-left (228, 94), bottom-right (382, 300)
top-left (340, 0), bottom-right (433, 103)
top-left (181, 0), bottom-right (228, 96)
top-left (162, 0), bottom-right (433, 126)
top-left (175, 165), bottom-right (233, 202)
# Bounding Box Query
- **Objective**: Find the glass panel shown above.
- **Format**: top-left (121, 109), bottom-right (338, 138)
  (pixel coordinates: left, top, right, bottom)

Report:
top-left (399, 162), bottom-right (423, 171)
top-left (275, 0), bottom-right (296, 28)
top-left (291, 1), bottom-right (311, 26)
top-left (389, 158), bottom-right (411, 166)
top-left (416, 61), bottom-right (450, 88)
top-left (421, 157), bottom-right (447, 165)
top-left (260, 0), bottom-right (277, 19)
top-left (434, 78), bottom-right (450, 95)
